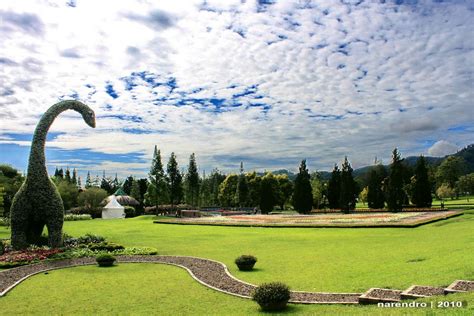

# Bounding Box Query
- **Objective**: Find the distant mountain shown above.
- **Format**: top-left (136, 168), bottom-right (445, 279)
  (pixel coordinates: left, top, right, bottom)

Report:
top-left (267, 144), bottom-right (474, 181)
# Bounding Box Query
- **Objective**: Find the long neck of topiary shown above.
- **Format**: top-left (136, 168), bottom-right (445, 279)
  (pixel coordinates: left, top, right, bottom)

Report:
top-left (27, 101), bottom-right (85, 181)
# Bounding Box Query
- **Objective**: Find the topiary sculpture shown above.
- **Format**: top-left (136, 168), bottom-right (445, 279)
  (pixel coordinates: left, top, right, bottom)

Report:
top-left (10, 100), bottom-right (95, 249)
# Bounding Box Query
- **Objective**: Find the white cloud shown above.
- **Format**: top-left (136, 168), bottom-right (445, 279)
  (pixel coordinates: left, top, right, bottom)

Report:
top-left (0, 0), bottom-right (473, 174)
top-left (427, 140), bottom-right (459, 157)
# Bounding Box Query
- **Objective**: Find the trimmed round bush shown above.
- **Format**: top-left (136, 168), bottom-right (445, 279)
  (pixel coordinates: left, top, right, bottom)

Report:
top-left (252, 282), bottom-right (290, 311)
top-left (235, 255), bottom-right (257, 271)
top-left (96, 253), bottom-right (116, 267)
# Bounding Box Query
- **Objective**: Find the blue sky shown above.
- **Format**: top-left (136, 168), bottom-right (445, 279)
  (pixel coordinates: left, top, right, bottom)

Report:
top-left (0, 0), bottom-right (473, 181)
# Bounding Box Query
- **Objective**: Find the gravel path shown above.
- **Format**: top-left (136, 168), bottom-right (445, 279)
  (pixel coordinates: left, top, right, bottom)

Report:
top-left (0, 255), bottom-right (360, 303)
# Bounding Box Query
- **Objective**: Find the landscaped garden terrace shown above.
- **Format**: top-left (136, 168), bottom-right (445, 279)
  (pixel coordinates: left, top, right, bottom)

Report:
top-left (1, 210), bottom-right (473, 315)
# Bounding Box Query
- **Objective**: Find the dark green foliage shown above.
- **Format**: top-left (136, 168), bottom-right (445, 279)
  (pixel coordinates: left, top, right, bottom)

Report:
top-left (292, 160), bottom-right (313, 213)
top-left (88, 242), bottom-right (124, 251)
top-left (122, 176), bottom-right (134, 195)
top-left (10, 100), bottom-right (95, 250)
top-left (367, 165), bottom-right (386, 209)
top-left (275, 174), bottom-right (293, 210)
top-left (85, 172), bottom-right (92, 189)
top-left (235, 255), bottom-right (257, 271)
top-left (246, 171), bottom-right (262, 207)
top-left (259, 173), bottom-right (277, 214)
top-left (200, 169), bottom-right (225, 206)
top-left (65, 168), bottom-right (71, 183)
top-left (78, 187), bottom-right (108, 215)
top-left (0, 240), bottom-right (4, 255)
top-left (146, 146), bottom-right (168, 206)
top-left (456, 173), bottom-right (474, 195)
top-left (339, 157), bottom-right (356, 212)
top-left (167, 152), bottom-right (183, 205)
top-left (327, 164), bottom-right (341, 209)
top-left (55, 179), bottom-right (79, 210)
top-left (436, 156), bottom-right (466, 188)
top-left (124, 206), bottom-right (137, 218)
top-left (96, 253), bottom-right (116, 267)
top-left (385, 148), bottom-right (407, 212)
top-left (72, 168), bottom-right (77, 185)
top-left (0, 164), bottom-right (24, 218)
top-left (185, 153), bottom-right (200, 207)
top-left (235, 163), bottom-right (250, 208)
top-left (411, 156), bottom-right (432, 207)
top-left (252, 282), bottom-right (291, 311)
top-left (218, 174), bottom-right (239, 207)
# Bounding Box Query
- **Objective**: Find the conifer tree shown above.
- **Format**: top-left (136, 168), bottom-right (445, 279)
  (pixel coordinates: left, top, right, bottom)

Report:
top-left (339, 157), bottom-right (356, 212)
top-left (130, 178), bottom-right (142, 203)
top-left (411, 156), bottom-right (432, 207)
top-left (65, 168), bottom-right (71, 183)
top-left (327, 164), bottom-right (341, 209)
top-left (85, 171), bottom-right (92, 189)
top-left (367, 165), bottom-right (386, 209)
top-left (58, 168), bottom-right (64, 179)
top-left (77, 176), bottom-right (82, 188)
top-left (385, 148), bottom-right (407, 212)
top-left (167, 152), bottom-right (183, 206)
top-left (235, 162), bottom-right (249, 208)
top-left (54, 167), bottom-right (59, 178)
top-left (72, 168), bottom-right (77, 185)
top-left (185, 153), bottom-right (200, 207)
top-left (146, 145), bottom-right (168, 207)
top-left (292, 160), bottom-right (313, 214)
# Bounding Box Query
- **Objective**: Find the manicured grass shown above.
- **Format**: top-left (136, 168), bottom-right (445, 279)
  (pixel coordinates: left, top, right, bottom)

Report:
top-left (1, 264), bottom-right (472, 315)
top-left (0, 211), bottom-right (473, 314)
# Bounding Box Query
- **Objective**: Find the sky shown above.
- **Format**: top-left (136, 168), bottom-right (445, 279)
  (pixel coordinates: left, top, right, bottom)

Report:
top-left (0, 0), bottom-right (473, 181)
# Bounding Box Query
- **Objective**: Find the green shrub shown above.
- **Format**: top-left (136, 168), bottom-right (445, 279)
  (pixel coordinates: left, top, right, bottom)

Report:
top-left (252, 282), bottom-right (291, 311)
top-left (96, 253), bottom-right (116, 267)
top-left (64, 214), bottom-right (92, 221)
top-left (77, 234), bottom-right (106, 244)
top-left (235, 255), bottom-right (257, 271)
top-left (113, 247), bottom-right (158, 256)
top-left (88, 242), bottom-right (124, 251)
top-left (124, 206), bottom-right (136, 218)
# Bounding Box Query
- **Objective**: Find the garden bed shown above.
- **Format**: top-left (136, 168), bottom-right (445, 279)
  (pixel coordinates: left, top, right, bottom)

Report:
top-left (358, 288), bottom-right (402, 304)
top-left (154, 211), bottom-right (462, 228)
top-left (444, 280), bottom-right (474, 293)
top-left (401, 285), bottom-right (445, 299)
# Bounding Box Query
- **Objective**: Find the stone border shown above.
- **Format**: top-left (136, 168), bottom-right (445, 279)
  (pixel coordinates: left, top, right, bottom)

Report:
top-left (153, 211), bottom-right (463, 228)
top-left (358, 288), bottom-right (402, 304)
top-left (0, 255), bottom-right (359, 304)
top-left (401, 285), bottom-right (445, 299)
top-left (444, 280), bottom-right (474, 294)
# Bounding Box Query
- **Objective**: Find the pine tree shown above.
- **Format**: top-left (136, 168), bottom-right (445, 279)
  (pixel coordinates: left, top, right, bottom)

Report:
top-left (292, 160), bottom-right (313, 214)
top-left (339, 157), bottom-right (356, 213)
top-left (385, 148), bottom-right (407, 212)
top-left (411, 156), bottom-right (432, 207)
top-left (167, 152), bottom-right (183, 205)
top-left (54, 167), bottom-right (59, 178)
top-left (100, 170), bottom-right (113, 194)
top-left (58, 168), bottom-right (64, 179)
top-left (77, 176), bottom-right (82, 188)
top-left (65, 168), bottom-right (71, 183)
top-left (367, 165), bottom-right (386, 209)
top-left (72, 168), bottom-right (77, 185)
top-left (130, 178), bottom-right (142, 203)
top-left (327, 164), bottom-right (341, 209)
top-left (123, 176), bottom-right (134, 195)
top-left (185, 153), bottom-right (200, 207)
top-left (85, 171), bottom-right (92, 189)
top-left (146, 146), bottom-right (168, 207)
top-left (235, 162), bottom-right (249, 208)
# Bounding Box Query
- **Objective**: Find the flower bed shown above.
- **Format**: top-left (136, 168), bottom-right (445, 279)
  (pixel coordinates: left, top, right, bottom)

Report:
top-left (0, 248), bottom-right (63, 268)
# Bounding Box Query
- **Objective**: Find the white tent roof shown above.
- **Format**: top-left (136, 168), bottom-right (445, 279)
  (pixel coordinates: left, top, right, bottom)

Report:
top-left (104, 196), bottom-right (124, 209)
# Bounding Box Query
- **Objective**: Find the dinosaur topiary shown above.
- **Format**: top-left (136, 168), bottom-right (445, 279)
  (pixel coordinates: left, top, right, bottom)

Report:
top-left (10, 100), bottom-right (96, 249)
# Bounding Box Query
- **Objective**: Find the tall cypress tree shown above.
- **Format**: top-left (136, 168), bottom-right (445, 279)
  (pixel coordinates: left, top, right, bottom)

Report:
top-left (292, 160), bottom-right (313, 214)
top-left (147, 146), bottom-right (168, 207)
top-left (167, 152), bottom-right (183, 206)
top-left (235, 162), bottom-right (249, 208)
top-left (339, 157), bottom-right (356, 213)
top-left (54, 167), bottom-right (59, 178)
top-left (367, 165), bottom-right (386, 209)
top-left (411, 156), bottom-right (432, 207)
top-left (72, 168), bottom-right (77, 185)
top-left (327, 164), bottom-right (341, 209)
top-left (65, 168), bottom-right (71, 183)
top-left (185, 153), bottom-right (200, 207)
top-left (85, 171), bottom-right (92, 189)
top-left (385, 148), bottom-right (407, 212)
top-left (58, 168), bottom-right (64, 179)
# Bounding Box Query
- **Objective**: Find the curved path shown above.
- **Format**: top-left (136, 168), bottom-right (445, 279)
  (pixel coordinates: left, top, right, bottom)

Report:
top-left (0, 255), bottom-right (360, 304)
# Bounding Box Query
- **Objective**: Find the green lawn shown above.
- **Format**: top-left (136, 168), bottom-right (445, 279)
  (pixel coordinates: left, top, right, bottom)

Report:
top-left (0, 210), bottom-right (473, 315)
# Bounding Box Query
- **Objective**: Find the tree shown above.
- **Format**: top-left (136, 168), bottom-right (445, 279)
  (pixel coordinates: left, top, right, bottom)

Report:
top-left (436, 156), bottom-right (466, 189)
top-left (200, 169), bottom-right (225, 206)
top-left (0, 164), bottom-right (24, 218)
top-left (0, 185), bottom-right (4, 218)
top-left (130, 179), bottom-right (142, 203)
top-left (275, 174), bottom-right (293, 210)
top-left (100, 171), bottom-right (113, 194)
top-left (85, 171), bottom-right (92, 189)
top-left (72, 168), bottom-right (77, 185)
top-left (339, 157), bottom-right (356, 212)
top-left (359, 187), bottom-right (368, 205)
top-left (367, 165), bottom-right (386, 209)
top-left (219, 174), bottom-right (239, 207)
top-left (310, 173), bottom-right (325, 209)
top-left (78, 187), bottom-right (108, 211)
top-left (292, 160), bottom-right (313, 214)
top-left (235, 162), bottom-right (249, 208)
top-left (167, 152), bottom-right (183, 205)
top-left (260, 173), bottom-right (278, 214)
top-left (57, 168), bottom-right (64, 179)
top-left (65, 168), bottom-right (71, 183)
top-left (185, 153), bottom-right (200, 207)
top-left (55, 180), bottom-right (79, 210)
top-left (385, 148), bottom-right (407, 212)
top-left (456, 173), bottom-right (474, 196)
top-left (411, 156), bottom-right (432, 207)
top-left (327, 164), bottom-right (341, 209)
top-left (146, 146), bottom-right (168, 207)
top-left (123, 176), bottom-right (134, 195)
top-left (246, 171), bottom-right (262, 207)
top-left (436, 183), bottom-right (455, 200)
